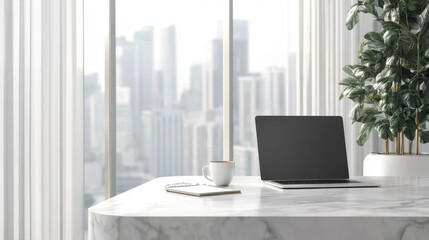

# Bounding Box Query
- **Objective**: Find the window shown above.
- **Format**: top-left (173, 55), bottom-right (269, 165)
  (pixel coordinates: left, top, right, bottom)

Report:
top-left (84, 0), bottom-right (226, 201)
top-left (84, 1), bottom-right (370, 229)
top-left (84, 0), bottom-right (316, 200)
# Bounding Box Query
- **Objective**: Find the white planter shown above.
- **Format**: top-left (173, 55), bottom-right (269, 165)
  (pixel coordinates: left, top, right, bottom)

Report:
top-left (363, 153), bottom-right (429, 176)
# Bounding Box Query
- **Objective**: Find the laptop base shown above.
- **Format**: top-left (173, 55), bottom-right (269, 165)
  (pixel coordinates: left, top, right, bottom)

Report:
top-left (264, 180), bottom-right (380, 189)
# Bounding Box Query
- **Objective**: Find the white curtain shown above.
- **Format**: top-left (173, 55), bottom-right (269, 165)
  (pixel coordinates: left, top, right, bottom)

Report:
top-left (291, 0), bottom-right (382, 175)
top-left (0, 0), bottom-right (84, 240)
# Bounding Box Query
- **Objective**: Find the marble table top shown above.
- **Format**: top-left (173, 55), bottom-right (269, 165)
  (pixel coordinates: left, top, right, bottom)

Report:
top-left (89, 176), bottom-right (429, 217)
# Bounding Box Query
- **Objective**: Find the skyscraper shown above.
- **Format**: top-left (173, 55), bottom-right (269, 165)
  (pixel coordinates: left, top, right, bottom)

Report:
top-left (117, 33), bottom-right (150, 159)
top-left (286, 53), bottom-right (297, 115)
top-left (233, 20), bottom-right (249, 119)
top-left (127, 27), bottom-right (155, 160)
top-left (233, 145), bottom-right (259, 176)
top-left (116, 87), bottom-right (132, 151)
top-left (237, 74), bottom-right (267, 145)
top-left (183, 121), bottom-right (195, 175)
top-left (182, 116), bottom-right (223, 175)
top-left (84, 73), bottom-right (99, 158)
top-left (83, 73), bottom-right (104, 198)
top-left (142, 110), bottom-right (183, 177)
top-left (211, 38), bottom-right (223, 109)
top-left (190, 64), bottom-right (203, 112)
top-left (154, 70), bottom-right (164, 108)
top-left (207, 117), bottom-right (223, 162)
top-left (233, 20), bottom-right (249, 75)
top-left (161, 25), bottom-right (177, 108)
top-left (116, 36), bottom-right (135, 88)
top-left (192, 123), bottom-right (209, 174)
top-left (266, 67), bottom-right (286, 115)
top-left (134, 27), bottom-right (154, 111)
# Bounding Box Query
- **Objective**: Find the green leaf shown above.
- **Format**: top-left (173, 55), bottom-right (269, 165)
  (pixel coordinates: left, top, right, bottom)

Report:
top-left (398, 0), bottom-right (407, 12)
top-left (364, 31), bottom-right (383, 41)
top-left (425, 48), bottom-right (429, 57)
top-left (360, 50), bottom-right (378, 62)
top-left (419, 130), bottom-right (429, 143)
top-left (383, 45), bottom-right (395, 57)
top-left (404, 119), bottom-right (417, 141)
top-left (346, 4), bottom-right (360, 30)
top-left (424, 4), bottom-right (429, 23)
top-left (358, 41), bottom-right (365, 54)
top-left (339, 77), bottom-right (361, 87)
top-left (348, 88), bottom-right (366, 103)
top-left (366, 88), bottom-right (382, 102)
top-left (390, 113), bottom-right (406, 135)
top-left (375, 68), bottom-right (389, 81)
top-left (419, 107), bottom-right (429, 123)
top-left (364, 32), bottom-right (384, 49)
top-left (398, 36), bottom-right (414, 56)
top-left (383, 30), bottom-right (398, 46)
top-left (382, 21), bottom-right (402, 31)
top-left (383, 2), bottom-right (394, 13)
top-left (357, 122), bottom-right (375, 146)
top-left (384, 9), bottom-right (398, 22)
top-left (408, 13), bottom-right (423, 34)
top-left (374, 79), bottom-right (392, 91)
top-left (407, 0), bottom-right (428, 13)
top-left (361, 1), bottom-right (377, 17)
top-left (375, 0), bottom-right (384, 8)
top-left (349, 104), bottom-right (363, 122)
top-left (375, 119), bottom-right (392, 140)
top-left (353, 65), bottom-right (373, 79)
top-left (357, 107), bottom-right (380, 123)
top-left (402, 90), bottom-right (421, 108)
top-left (422, 86), bottom-right (429, 105)
top-left (386, 56), bottom-right (397, 66)
top-left (374, 61), bottom-right (385, 73)
top-left (339, 87), bottom-right (352, 100)
top-left (342, 65), bottom-right (355, 76)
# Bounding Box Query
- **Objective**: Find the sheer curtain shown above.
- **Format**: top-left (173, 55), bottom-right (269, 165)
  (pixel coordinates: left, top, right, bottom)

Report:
top-left (290, 0), bottom-right (382, 175)
top-left (1, 0), bottom-right (83, 240)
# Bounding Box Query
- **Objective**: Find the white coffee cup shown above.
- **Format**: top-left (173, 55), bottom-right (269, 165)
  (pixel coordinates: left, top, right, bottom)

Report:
top-left (202, 161), bottom-right (235, 186)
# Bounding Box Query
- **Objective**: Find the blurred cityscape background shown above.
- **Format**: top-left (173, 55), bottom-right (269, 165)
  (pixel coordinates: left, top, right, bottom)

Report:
top-left (84, 19), bottom-right (296, 199)
top-left (83, 1), bottom-right (296, 220)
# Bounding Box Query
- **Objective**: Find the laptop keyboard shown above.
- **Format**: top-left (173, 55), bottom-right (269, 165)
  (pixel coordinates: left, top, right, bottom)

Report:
top-left (274, 179), bottom-right (356, 184)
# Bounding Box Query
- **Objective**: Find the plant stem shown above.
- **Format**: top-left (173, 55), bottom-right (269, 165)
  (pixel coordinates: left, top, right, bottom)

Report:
top-left (384, 114), bottom-right (389, 155)
top-left (409, 140), bottom-right (413, 155)
top-left (416, 130), bottom-right (420, 155)
top-left (398, 134), bottom-right (400, 155)
top-left (394, 137), bottom-right (397, 154)
top-left (401, 132), bottom-right (404, 154)
top-left (386, 139), bottom-right (389, 155)
top-left (416, 35), bottom-right (421, 155)
top-left (415, 111), bottom-right (419, 155)
top-left (395, 6), bottom-right (403, 155)
top-left (395, 133), bottom-right (400, 154)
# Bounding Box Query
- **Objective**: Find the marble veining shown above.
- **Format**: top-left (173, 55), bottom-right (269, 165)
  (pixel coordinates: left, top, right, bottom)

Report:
top-left (89, 176), bottom-right (429, 240)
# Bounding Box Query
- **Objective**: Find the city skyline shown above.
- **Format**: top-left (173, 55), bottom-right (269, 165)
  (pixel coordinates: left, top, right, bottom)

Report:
top-left (84, 19), bottom-right (297, 198)
top-left (84, 0), bottom-right (294, 93)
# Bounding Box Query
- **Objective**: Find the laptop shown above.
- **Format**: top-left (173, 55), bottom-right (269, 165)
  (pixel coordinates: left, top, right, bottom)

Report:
top-left (255, 116), bottom-right (379, 189)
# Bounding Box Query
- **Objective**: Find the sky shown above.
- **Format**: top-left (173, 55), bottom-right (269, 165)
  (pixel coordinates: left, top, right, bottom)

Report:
top-left (84, 0), bottom-right (298, 93)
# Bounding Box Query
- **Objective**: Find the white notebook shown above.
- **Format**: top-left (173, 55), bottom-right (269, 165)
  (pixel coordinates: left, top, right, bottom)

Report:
top-left (165, 183), bottom-right (241, 197)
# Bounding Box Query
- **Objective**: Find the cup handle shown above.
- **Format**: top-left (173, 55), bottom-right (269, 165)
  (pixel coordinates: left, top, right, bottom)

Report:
top-left (202, 165), bottom-right (212, 182)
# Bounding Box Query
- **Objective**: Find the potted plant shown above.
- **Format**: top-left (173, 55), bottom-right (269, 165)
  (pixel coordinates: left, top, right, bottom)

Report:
top-left (341, 0), bottom-right (429, 175)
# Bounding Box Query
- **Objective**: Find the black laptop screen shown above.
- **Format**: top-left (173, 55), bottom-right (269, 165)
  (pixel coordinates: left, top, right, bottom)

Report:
top-left (255, 116), bottom-right (349, 181)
